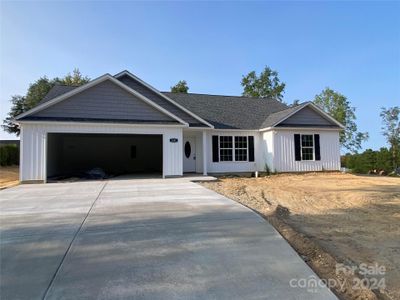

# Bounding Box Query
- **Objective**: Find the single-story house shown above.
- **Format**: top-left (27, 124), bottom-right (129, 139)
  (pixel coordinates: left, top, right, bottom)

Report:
top-left (15, 70), bottom-right (344, 183)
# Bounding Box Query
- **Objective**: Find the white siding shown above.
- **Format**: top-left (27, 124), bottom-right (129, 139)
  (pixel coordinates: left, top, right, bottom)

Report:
top-left (261, 131), bottom-right (274, 172)
top-left (273, 129), bottom-right (340, 172)
top-left (205, 130), bottom-right (262, 173)
top-left (20, 122), bottom-right (183, 181)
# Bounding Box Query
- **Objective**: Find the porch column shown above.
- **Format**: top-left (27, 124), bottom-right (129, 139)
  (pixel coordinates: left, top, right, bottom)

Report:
top-left (202, 131), bottom-right (208, 175)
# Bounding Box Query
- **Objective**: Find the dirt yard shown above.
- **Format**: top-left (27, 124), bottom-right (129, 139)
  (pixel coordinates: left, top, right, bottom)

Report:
top-left (201, 173), bottom-right (400, 300)
top-left (0, 165), bottom-right (19, 189)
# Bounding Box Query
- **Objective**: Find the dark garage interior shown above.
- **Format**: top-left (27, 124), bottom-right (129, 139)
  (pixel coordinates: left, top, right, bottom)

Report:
top-left (47, 133), bottom-right (162, 179)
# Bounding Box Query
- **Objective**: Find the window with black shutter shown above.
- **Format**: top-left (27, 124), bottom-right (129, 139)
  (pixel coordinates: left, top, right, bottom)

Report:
top-left (234, 136), bottom-right (247, 161)
top-left (314, 134), bottom-right (321, 161)
top-left (301, 135), bottom-right (314, 160)
top-left (219, 136), bottom-right (233, 161)
top-left (212, 135), bottom-right (219, 162)
top-left (294, 134), bottom-right (319, 161)
top-left (294, 134), bottom-right (301, 161)
top-left (248, 136), bottom-right (255, 162)
top-left (213, 135), bottom-right (254, 162)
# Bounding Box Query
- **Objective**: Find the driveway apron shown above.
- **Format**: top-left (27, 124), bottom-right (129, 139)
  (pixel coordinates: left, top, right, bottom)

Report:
top-left (0, 179), bottom-right (337, 300)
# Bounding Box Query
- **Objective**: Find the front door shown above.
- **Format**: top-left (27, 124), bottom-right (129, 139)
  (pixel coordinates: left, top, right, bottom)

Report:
top-left (183, 137), bottom-right (196, 173)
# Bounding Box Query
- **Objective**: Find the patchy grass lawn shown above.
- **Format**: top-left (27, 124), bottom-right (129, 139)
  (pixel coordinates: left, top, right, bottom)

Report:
top-left (201, 173), bottom-right (400, 300)
top-left (0, 165), bottom-right (19, 189)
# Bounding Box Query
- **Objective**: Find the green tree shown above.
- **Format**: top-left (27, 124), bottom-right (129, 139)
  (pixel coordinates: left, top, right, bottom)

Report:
top-left (59, 68), bottom-right (90, 86)
top-left (241, 66), bottom-right (285, 101)
top-left (342, 147), bottom-right (394, 174)
top-left (376, 147), bottom-right (393, 172)
top-left (171, 80), bottom-right (189, 93)
top-left (2, 69), bottom-right (90, 136)
top-left (2, 96), bottom-right (27, 135)
top-left (313, 87), bottom-right (368, 153)
top-left (380, 106), bottom-right (400, 169)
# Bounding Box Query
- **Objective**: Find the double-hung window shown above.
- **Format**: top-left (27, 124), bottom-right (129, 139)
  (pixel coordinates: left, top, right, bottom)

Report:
top-left (234, 136), bottom-right (248, 161)
top-left (219, 136), bottom-right (248, 162)
top-left (301, 134), bottom-right (314, 160)
top-left (219, 136), bottom-right (233, 161)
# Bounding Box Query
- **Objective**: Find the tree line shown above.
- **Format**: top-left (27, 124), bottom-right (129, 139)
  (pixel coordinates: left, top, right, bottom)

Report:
top-left (3, 67), bottom-right (399, 173)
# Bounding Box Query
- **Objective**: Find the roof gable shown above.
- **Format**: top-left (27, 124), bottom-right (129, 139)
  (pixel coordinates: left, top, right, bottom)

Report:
top-left (279, 106), bottom-right (334, 126)
top-left (16, 75), bottom-right (187, 125)
top-left (25, 80), bottom-right (178, 123)
top-left (261, 102), bottom-right (344, 129)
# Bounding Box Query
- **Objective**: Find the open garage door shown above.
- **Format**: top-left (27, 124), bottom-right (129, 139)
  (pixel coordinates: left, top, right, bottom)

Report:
top-left (47, 133), bottom-right (162, 180)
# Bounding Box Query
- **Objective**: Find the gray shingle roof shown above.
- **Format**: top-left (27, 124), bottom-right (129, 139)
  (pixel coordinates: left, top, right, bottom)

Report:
top-left (162, 92), bottom-right (288, 129)
top-left (38, 85), bottom-right (78, 105)
top-left (31, 83), bottom-right (338, 130)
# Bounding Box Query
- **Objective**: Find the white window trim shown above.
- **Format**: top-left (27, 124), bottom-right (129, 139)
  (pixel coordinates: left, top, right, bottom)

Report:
top-left (234, 136), bottom-right (248, 162)
top-left (300, 134), bottom-right (315, 161)
top-left (219, 136), bottom-right (233, 162)
top-left (218, 135), bottom-right (249, 163)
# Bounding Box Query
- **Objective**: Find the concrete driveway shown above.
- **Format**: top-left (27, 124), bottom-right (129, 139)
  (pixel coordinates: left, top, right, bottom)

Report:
top-left (0, 178), bottom-right (336, 300)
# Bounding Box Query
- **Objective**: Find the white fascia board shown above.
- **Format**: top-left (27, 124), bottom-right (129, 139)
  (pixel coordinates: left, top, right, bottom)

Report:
top-left (262, 126), bottom-right (342, 131)
top-left (211, 128), bottom-right (260, 132)
top-left (114, 70), bottom-right (214, 128)
top-left (17, 120), bottom-right (188, 128)
top-left (183, 127), bottom-right (214, 131)
top-left (15, 74), bottom-right (189, 126)
top-left (258, 127), bottom-right (274, 132)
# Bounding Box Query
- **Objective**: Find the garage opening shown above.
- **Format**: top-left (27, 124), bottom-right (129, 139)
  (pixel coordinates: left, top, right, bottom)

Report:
top-left (47, 133), bottom-right (162, 180)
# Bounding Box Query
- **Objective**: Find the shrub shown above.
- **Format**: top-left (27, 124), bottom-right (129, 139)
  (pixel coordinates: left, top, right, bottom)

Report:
top-left (0, 145), bottom-right (19, 166)
top-left (341, 147), bottom-right (395, 174)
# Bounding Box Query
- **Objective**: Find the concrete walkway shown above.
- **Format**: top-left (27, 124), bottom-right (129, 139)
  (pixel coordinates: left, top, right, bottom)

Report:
top-left (0, 178), bottom-right (337, 299)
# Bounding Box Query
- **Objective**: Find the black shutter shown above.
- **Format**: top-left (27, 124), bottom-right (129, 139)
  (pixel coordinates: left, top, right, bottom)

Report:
top-left (248, 136), bottom-right (255, 162)
top-left (314, 134), bottom-right (321, 161)
top-left (294, 134), bottom-right (301, 161)
top-left (212, 135), bottom-right (219, 162)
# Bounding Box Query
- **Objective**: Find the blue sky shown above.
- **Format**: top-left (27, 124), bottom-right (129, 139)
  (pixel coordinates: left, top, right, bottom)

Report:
top-left (1, 1), bottom-right (399, 151)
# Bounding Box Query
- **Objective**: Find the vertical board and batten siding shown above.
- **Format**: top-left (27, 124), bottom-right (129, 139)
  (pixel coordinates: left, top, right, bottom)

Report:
top-left (32, 80), bottom-right (175, 122)
top-left (261, 131), bottom-right (274, 171)
top-left (20, 122), bottom-right (183, 181)
top-left (273, 129), bottom-right (340, 172)
top-left (278, 106), bottom-right (333, 126)
top-left (205, 130), bottom-right (263, 173)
